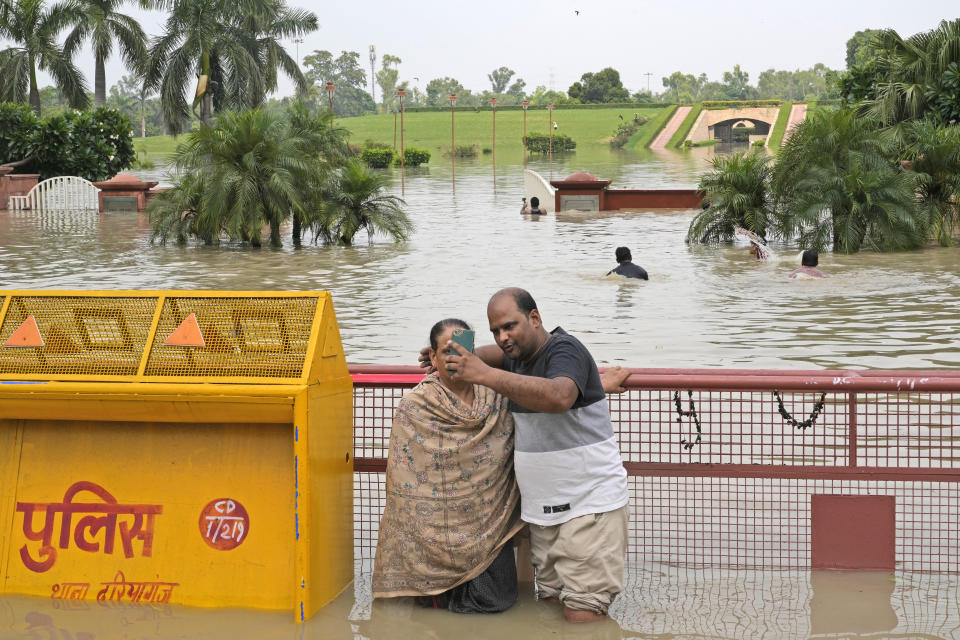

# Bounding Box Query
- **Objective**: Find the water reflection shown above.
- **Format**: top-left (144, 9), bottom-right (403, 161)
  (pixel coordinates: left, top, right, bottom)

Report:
top-left (3, 566), bottom-right (960, 639)
top-left (2, 153), bottom-right (959, 370)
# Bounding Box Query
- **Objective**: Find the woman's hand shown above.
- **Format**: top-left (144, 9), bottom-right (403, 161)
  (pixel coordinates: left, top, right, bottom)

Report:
top-left (418, 346), bottom-right (436, 372)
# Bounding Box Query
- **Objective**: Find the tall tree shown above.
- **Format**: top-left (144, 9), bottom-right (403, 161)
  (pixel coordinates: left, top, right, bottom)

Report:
top-left (488, 66), bottom-right (514, 93)
top-left (0, 0), bottom-right (89, 114)
top-left (144, 0), bottom-right (315, 133)
top-left (846, 28), bottom-right (883, 68)
top-left (63, 0), bottom-right (147, 107)
top-left (568, 67), bottom-right (629, 103)
top-left (721, 64), bottom-right (756, 100)
top-left (425, 76), bottom-right (468, 106)
top-left (375, 53), bottom-right (400, 109)
top-left (302, 49), bottom-right (375, 116)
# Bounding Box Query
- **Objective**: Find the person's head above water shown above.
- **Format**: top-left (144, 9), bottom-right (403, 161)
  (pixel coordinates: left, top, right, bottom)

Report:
top-left (801, 250), bottom-right (819, 267)
top-left (615, 247), bottom-right (632, 263)
top-left (486, 288), bottom-right (548, 363)
top-left (530, 196), bottom-right (540, 208)
top-left (429, 318), bottom-right (471, 386)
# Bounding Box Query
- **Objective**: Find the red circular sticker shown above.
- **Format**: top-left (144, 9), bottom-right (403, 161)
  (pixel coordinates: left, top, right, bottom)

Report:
top-left (199, 499), bottom-right (249, 550)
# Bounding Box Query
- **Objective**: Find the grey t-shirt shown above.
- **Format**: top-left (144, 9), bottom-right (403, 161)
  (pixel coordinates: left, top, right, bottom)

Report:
top-left (501, 327), bottom-right (628, 525)
top-left (607, 262), bottom-right (648, 280)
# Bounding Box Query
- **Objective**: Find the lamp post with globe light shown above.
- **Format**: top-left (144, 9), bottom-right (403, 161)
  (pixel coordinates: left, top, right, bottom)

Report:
top-left (449, 94), bottom-right (457, 190)
top-left (397, 88), bottom-right (406, 195)
top-left (324, 82), bottom-right (335, 119)
top-left (521, 100), bottom-right (529, 167)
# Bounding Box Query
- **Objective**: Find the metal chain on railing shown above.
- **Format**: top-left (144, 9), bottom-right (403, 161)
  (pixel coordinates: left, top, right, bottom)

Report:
top-left (673, 390), bottom-right (701, 451)
top-left (773, 390), bottom-right (827, 430)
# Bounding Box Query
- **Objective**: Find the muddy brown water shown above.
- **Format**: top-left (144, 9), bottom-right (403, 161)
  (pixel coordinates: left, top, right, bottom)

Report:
top-left (2, 149), bottom-right (960, 638)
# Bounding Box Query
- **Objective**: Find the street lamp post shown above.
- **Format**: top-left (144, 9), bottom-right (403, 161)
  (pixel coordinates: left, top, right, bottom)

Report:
top-left (521, 100), bottom-right (529, 167)
top-left (397, 88), bottom-right (406, 195)
top-left (490, 97), bottom-right (497, 168)
top-left (548, 102), bottom-right (554, 179)
top-left (449, 94), bottom-right (456, 190)
top-left (324, 81), bottom-right (336, 119)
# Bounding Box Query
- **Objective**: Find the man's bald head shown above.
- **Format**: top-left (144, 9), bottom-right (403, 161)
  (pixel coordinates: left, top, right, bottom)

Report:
top-left (489, 288), bottom-right (538, 317)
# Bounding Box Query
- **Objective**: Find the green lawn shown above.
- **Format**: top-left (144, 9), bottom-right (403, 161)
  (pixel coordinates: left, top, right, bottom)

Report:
top-left (766, 102), bottom-right (793, 153)
top-left (133, 106), bottom-right (671, 164)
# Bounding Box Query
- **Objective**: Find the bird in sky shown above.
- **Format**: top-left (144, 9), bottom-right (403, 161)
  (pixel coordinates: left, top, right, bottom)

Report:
top-left (574, 9), bottom-right (580, 15)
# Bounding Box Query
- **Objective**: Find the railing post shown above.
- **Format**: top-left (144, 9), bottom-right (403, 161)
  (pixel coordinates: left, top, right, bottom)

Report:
top-left (848, 392), bottom-right (858, 467)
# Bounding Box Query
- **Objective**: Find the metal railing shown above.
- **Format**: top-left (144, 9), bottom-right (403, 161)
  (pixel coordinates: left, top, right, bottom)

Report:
top-left (350, 365), bottom-right (960, 572)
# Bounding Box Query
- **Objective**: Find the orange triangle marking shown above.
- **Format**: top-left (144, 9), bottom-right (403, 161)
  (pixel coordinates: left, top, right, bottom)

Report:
top-left (4, 316), bottom-right (44, 348)
top-left (163, 313), bottom-right (205, 347)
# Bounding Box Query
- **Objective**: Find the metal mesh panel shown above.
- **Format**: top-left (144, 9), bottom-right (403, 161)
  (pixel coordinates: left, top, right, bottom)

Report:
top-left (0, 295), bottom-right (158, 376)
top-left (859, 392), bottom-right (960, 468)
top-left (143, 297), bottom-right (317, 379)
top-left (608, 389), bottom-right (849, 465)
top-left (350, 377), bottom-right (960, 573)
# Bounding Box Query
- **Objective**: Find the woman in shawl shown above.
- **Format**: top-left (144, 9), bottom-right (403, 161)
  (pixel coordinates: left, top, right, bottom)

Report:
top-left (372, 318), bottom-right (524, 613)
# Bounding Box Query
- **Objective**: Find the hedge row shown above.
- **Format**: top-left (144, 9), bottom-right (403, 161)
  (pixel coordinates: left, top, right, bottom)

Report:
top-left (631, 104), bottom-right (678, 150)
top-left (398, 102), bottom-right (674, 114)
top-left (701, 99), bottom-right (783, 110)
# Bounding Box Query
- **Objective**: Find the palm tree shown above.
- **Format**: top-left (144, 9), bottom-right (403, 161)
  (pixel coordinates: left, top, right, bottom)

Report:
top-left (150, 106), bottom-right (326, 247)
top-left (865, 18), bottom-right (960, 134)
top-left (901, 118), bottom-right (960, 245)
top-left (144, 0), bottom-right (315, 133)
top-left (0, 0), bottom-right (89, 114)
top-left (687, 151), bottom-right (772, 244)
top-left (63, 0), bottom-right (148, 107)
top-left (315, 159), bottom-right (413, 246)
top-left (773, 108), bottom-right (925, 252)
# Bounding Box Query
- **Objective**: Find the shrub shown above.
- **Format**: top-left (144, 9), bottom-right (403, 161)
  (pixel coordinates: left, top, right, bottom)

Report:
top-left (525, 132), bottom-right (576, 153)
top-left (451, 144), bottom-right (478, 157)
top-left (394, 147), bottom-right (430, 167)
top-left (481, 147), bottom-right (492, 154)
top-left (0, 103), bottom-right (135, 181)
top-left (752, 139), bottom-right (766, 147)
top-left (361, 148), bottom-right (395, 168)
top-left (363, 139), bottom-right (392, 150)
top-left (609, 113), bottom-right (651, 149)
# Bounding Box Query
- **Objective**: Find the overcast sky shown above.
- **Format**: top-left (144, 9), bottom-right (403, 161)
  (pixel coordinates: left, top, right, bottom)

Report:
top-left (12, 1), bottom-right (960, 99)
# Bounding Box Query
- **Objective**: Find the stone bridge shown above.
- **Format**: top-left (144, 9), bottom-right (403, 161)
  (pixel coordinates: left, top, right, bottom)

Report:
top-left (686, 106), bottom-right (782, 145)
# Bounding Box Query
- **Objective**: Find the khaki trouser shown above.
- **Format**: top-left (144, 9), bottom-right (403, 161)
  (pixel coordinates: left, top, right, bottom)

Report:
top-left (529, 506), bottom-right (628, 614)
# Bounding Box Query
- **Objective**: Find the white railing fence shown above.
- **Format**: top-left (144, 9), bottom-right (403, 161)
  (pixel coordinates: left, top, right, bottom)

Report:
top-left (8, 176), bottom-right (100, 212)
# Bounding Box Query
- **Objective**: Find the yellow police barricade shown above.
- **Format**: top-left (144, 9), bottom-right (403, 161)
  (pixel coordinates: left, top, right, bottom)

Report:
top-left (0, 291), bottom-right (352, 622)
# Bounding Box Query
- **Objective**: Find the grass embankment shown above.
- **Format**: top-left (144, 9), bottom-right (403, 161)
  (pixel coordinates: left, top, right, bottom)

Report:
top-left (627, 104), bottom-right (678, 150)
top-left (666, 104), bottom-right (703, 149)
top-left (133, 107), bottom-right (671, 164)
top-left (766, 101), bottom-right (794, 153)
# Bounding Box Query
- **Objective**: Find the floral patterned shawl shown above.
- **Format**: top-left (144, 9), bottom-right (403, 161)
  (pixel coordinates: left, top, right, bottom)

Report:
top-left (372, 374), bottom-right (522, 597)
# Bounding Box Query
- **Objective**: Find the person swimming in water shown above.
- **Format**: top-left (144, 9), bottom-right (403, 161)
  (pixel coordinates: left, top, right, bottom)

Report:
top-left (521, 197), bottom-right (548, 215)
top-left (788, 250), bottom-right (829, 279)
top-left (606, 247), bottom-right (648, 280)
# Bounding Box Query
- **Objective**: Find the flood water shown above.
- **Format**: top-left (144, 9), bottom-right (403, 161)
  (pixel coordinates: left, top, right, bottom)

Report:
top-left (3, 567), bottom-right (960, 639)
top-left (3, 147), bottom-right (960, 638)
top-left (2, 146), bottom-right (959, 370)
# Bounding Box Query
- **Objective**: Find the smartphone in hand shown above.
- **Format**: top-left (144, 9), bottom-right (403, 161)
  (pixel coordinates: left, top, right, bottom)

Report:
top-left (449, 328), bottom-right (474, 354)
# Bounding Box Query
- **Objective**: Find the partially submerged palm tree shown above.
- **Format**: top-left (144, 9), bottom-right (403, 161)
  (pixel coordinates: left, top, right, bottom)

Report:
top-left (773, 108), bottom-right (924, 252)
top-left (63, 0), bottom-right (148, 107)
top-left (687, 151), bottom-right (772, 243)
top-left (150, 107), bottom-right (320, 247)
top-left (0, 0), bottom-right (89, 114)
top-left (901, 118), bottom-right (960, 245)
top-left (149, 104), bottom-right (410, 249)
top-left (316, 159), bottom-right (413, 246)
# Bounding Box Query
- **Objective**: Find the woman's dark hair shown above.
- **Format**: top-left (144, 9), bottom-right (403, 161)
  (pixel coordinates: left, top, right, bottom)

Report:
top-left (429, 318), bottom-right (471, 350)
top-left (802, 250), bottom-right (819, 267)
